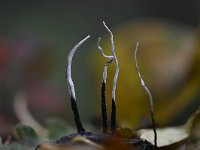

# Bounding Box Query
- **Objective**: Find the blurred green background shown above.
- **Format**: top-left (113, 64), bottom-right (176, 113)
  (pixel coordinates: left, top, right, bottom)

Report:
top-left (0, 0), bottom-right (200, 136)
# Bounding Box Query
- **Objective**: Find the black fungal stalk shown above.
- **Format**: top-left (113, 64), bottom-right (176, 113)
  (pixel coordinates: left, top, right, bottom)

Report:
top-left (70, 97), bottom-right (85, 134)
top-left (66, 35), bottom-right (90, 134)
top-left (111, 98), bottom-right (116, 131)
top-left (101, 81), bottom-right (107, 133)
top-left (134, 42), bottom-right (157, 148)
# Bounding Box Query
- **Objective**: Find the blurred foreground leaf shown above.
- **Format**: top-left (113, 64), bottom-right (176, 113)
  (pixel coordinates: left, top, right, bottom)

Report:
top-left (186, 108), bottom-right (200, 149)
top-left (15, 123), bottom-right (39, 147)
top-left (0, 124), bottom-right (40, 149)
top-left (46, 118), bottom-right (68, 140)
top-left (116, 128), bottom-right (136, 139)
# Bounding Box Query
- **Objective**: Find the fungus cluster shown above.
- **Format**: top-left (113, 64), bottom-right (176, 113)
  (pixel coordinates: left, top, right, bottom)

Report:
top-left (64, 21), bottom-right (157, 149)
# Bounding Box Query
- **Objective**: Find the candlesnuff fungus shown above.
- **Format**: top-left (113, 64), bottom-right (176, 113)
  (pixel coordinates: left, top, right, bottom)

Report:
top-left (65, 22), bottom-right (120, 135)
top-left (97, 37), bottom-right (114, 133)
top-left (36, 21), bottom-right (199, 150)
top-left (66, 35), bottom-right (90, 134)
top-left (45, 22), bottom-right (156, 150)
top-left (102, 21), bottom-right (119, 132)
top-left (134, 42), bottom-right (157, 148)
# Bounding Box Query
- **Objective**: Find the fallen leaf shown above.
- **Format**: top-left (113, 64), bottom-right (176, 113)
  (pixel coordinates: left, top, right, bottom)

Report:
top-left (137, 126), bottom-right (189, 147)
top-left (137, 108), bottom-right (200, 147)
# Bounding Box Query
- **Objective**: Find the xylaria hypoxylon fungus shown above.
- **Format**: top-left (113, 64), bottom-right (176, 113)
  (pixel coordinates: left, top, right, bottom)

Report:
top-left (134, 42), bottom-right (157, 148)
top-left (97, 37), bottom-right (113, 133)
top-left (65, 23), bottom-right (157, 150)
top-left (35, 22), bottom-right (158, 150)
top-left (103, 21), bottom-right (119, 132)
top-left (66, 35), bottom-right (90, 134)
top-left (98, 21), bottom-right (119, 132)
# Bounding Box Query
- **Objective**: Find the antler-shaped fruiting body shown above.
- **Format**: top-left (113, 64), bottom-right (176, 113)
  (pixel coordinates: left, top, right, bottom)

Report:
top-left (97, 37), bottom-right (114, 133)
top-left (103, 21), bottom-right (119, 132)
top-left (134, 42), bottom-right (157, 148)
top-left (98, 21), bottom-right (119, 132)
top-left (66, 35), bottom-right (90, 134)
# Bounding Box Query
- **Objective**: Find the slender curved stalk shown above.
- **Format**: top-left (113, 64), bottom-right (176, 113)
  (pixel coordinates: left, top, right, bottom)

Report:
top-left (66, 35), bottom-right (90, 134)
top-left (134, 42), bottom-right (157, 148)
